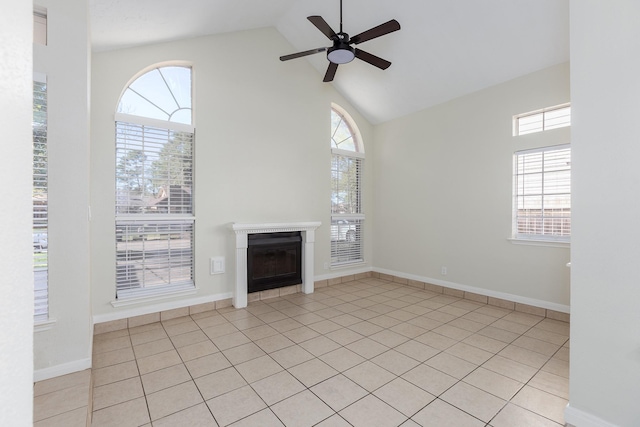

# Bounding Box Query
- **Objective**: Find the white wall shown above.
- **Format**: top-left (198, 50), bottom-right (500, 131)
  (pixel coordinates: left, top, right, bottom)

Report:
top-left (373, 62), bottom-right (571, 309)
top-left (567, 1), bottom-right (640, 426)
top-left (0, 1), bottom-right (34, 424)
top-left (90, 27), bottom-right (374, 319)
top-left (32, 0), bottom-right (92, 379)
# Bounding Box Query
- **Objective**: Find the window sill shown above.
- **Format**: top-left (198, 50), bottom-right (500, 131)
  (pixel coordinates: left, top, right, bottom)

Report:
top-left (331, 260), bottom-right (366, 269)
top-left (508, 238), bottom-right (570, 248)
top-left (111, 286), bottom-right (198, 308)
top-left (34, 318), bottom-right (57, 332)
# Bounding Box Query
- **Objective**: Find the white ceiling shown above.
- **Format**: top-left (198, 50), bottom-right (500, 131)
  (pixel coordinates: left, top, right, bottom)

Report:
top-left (90, 0), bottom-right (569, 124)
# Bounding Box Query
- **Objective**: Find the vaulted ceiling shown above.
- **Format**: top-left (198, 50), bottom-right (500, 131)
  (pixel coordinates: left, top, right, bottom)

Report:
top-left (90, 0), bottom-right (569, 124)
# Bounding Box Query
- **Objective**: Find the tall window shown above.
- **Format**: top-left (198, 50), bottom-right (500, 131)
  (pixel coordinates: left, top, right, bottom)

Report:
top-left (33, 77), bottom-right (48, 320)
top-left (115, 66), bottom-right (195, 300)
top-left (331, 104), bottom-right (364, 266)
top-left (513, 145), bottom-right (571, 241)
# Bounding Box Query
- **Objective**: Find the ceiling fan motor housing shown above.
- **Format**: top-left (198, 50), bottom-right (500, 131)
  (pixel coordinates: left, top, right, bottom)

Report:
top-left (327, 36), bottom-right (355, 64)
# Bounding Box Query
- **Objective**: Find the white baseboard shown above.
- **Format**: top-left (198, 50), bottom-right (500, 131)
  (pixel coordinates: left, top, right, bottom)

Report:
top-left (373, 267), bottom-right (570, 314)
top-left (565, 404), bottom-right (620, 427)
top-left (93, 292), bottom-right (233, 325)
top-left (34, 357), bottom-right (92, 382)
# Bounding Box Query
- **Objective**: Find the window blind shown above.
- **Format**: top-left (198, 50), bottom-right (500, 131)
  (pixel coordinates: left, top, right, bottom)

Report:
top-left (115, 120), bottom-right (195, 299)
top-left (331, 154), bottom-right (362, 215)
top-left (116, 219), bottom-right (194, 298)
top-left (116, 121), bottom-right (193, 215)
top-left (514, 145), bottom-right (571, 240)
top-left (331, 217), bottom-right (364, 265)
top-left (331, 153), bottom-right (364, 265)
top-left (33, 79), bottom-right (48, 320)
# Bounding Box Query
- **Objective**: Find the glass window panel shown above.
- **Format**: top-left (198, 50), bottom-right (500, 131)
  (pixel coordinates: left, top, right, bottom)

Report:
top-left (159, 67), bottom-right (192, 110)
top-left (118, 66), bottom-right (192, 125)
top-left (33, 79), bottom-right (48, 320)
top-left (514, 145), bottom-right (571, 239)
top-left (118, 88), bottom-right (169, 121)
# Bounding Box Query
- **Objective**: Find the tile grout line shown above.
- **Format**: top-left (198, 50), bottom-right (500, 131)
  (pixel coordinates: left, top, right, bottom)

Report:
top-left (87, 277), bottom-right (569, 427)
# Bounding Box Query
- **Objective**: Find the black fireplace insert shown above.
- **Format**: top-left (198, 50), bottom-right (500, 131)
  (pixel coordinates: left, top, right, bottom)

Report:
top-left (247, 231), bottom-right (302, 293)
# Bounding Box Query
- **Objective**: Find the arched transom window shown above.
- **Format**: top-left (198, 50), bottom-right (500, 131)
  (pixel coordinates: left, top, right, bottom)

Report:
top-left (330, 104), bottom-right (364, 266)
top-left (114, 65), bottom-right (195, 301)
top-left (118, 66), bottom-right (192, 125)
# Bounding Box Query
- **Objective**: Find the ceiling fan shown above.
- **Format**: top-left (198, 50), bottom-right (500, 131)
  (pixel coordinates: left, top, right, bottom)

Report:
top-left (279, 0), bottom-right (401, 82)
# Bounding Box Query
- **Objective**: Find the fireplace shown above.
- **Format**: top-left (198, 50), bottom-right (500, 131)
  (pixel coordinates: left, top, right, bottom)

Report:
top-left (231, 222), bottom-right (321, 308)
top-left (247, 232), bottom-right (302, 293)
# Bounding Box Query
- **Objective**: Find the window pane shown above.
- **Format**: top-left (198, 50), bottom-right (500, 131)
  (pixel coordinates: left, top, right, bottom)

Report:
top-left (116, 123), bottom-right (193, 215)
top-left (330, 218), bottom-right (363, 265)
top-left (117, 66), bottom-right (192, 125)
top-left (331, 109), bottom-right (358, 152)
top-left (544, 106), bottom-right (571, 130)
top-left (514, 146), bottom-right (571, 239)
top-left (33, 79), bottom-right (48, 320)
top-left (331, 155), bottom-right (361, 214)
top-left (518, 113), bottom-right (543, 135)
top-left (116, 221), bottom-right (194, 297)
top-left (516, 105), bottom-right (571, 136)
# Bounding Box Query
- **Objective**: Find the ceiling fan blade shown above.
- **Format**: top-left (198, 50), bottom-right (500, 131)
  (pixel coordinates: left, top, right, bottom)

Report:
top-left (280, 47), bottom-right (328, 61)
top-left (308, 16), bottom-right (338, 40)
top-left (350, 19), bottom-right (401, 45)
top-left (354, 48), bottom-right (391, 70)
top-left (323, 62), bottom-right (338, 82)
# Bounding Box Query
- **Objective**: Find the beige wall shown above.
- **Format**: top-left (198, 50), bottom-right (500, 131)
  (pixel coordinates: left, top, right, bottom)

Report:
top-left (90, 27), bottom-right (375, 320)
top-left (372, 62), bottom-right (571, 310)
top-left (568, 1), bottom-right (640, 425)
top-left (32, 0), bottom-right (93, 379)
top-left (0, 0), bottom-right (34, 423)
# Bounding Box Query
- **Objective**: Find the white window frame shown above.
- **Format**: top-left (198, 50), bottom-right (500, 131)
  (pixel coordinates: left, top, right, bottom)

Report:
top-left (331, 105), bottom-right (365, 267)
top-left (514, 103), bottom-right (571, 136)
top-left (114, 65), bottom-right (195, 302)
top-left (512, 144), bottom-right (571, 244)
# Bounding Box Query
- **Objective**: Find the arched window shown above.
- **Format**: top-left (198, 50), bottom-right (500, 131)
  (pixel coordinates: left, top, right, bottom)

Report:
top-left (331, 104), bottom-right (364, 266)
top-left (114, 65), bottom-right (195, 300)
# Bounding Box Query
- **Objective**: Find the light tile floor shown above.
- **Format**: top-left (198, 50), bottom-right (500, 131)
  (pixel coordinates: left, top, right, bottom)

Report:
top-left (50, 277), bottom-right (571, 426)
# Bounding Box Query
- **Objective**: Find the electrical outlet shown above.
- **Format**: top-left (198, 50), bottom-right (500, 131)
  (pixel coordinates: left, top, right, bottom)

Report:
top-left (323, 262), bottom-right (329, 270)
top-left (441, 266), bottom-right (447, 276)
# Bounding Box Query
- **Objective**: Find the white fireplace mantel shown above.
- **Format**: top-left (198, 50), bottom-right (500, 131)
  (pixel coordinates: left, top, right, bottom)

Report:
top-left (230, 221), bottom-right (321, 308)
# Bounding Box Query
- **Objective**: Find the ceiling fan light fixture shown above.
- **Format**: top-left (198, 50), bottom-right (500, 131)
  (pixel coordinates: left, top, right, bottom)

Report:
top-left (327, 46), bottom-right (355, 64)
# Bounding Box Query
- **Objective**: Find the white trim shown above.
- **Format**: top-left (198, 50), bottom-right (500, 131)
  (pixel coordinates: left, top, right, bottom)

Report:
top-left (315, 264), bottom-right (371, 281)
top-left (115, 215), bottom-right (196, 222)
top-left (34, 317), bottom-right (57, 332)
top-left (114, 112), bottom-right (194, 133)
top-left (508, 238), bottom-right (570, 248)
top-left (373, 267), bottom-right (570, 313)
top-left (565, 404), bottom-right (621, 427)
top-left (96, 292), bottom-right (233, 324)
top-left (331, 147), bottom-right (365, 159)
top-left (34, 358), bottom-right (92, 383)
top-left (514, 142), bottom-right (571, 156)
top-left (231, 221), bottom-right (321, 234)
top-left (231, 221), bottom-right (321, 308)
top-left (111, 286), bottom-right (198, 307)
top-left (331, 213), bottom-right (366, 221)
top-left (33, 72), bottom-right (47, 83)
